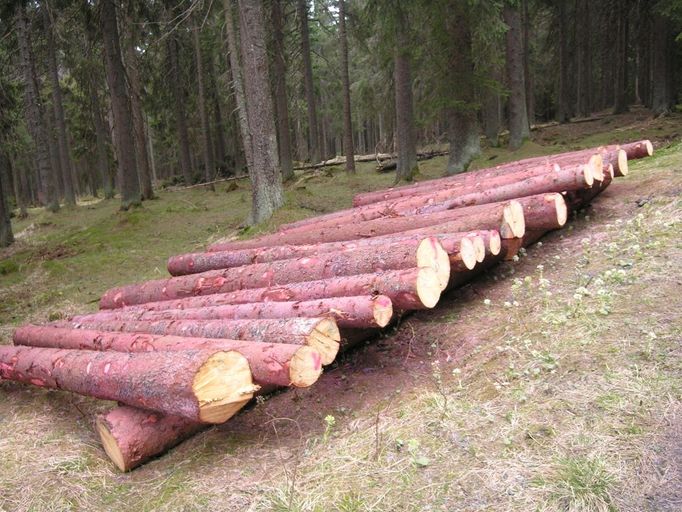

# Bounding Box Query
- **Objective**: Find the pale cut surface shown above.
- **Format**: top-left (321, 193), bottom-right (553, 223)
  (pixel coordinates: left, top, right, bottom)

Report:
top-left (583, 164), bottom-right (595, 186)
top-left (289, 346), bottom-right (323, 387)
top-left (416, 267), bottom-right (442, 309)
top-left (503, 201), bottom-right (526, 239)
top-left (416, 238), bottom-right (450, 291)
top-left (307, 318), bottom-right (341, 365)
top-left (488, 231), bottom-right (502, 256)
top-left (96, 419), bottom-right (127, 472)
top-left (550, 194), bottom-right (568, 227)
top-left (459, 237), bottom-right (477, 270)
top-left (372, 297), bottom-right (394, 327)
top-left (618, 149), bottom-right (629, 176)
top-left (193, 351), bottom-right (258, 424)
top-left (589, 154), bottom-right (604, 181)
top-left (471, 236), bottom-right (485, 263)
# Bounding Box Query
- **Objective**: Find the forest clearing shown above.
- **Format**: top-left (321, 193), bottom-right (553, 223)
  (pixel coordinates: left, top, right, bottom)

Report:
top-left (1, 109), bottom-right (681, 510)
top-left (1, 0), bottom-right (682, 510)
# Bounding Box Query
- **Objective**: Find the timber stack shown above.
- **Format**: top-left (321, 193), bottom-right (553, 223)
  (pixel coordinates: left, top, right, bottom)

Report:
top-left (2, 140), bottom-right (653, 471)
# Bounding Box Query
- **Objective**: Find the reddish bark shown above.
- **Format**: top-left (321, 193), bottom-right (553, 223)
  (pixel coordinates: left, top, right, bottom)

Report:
top-left (96, 406), bottom-right (204, 472)
top-left (109, 268), bottom-right (442, 312)
top-left (50, 317), bottom-right (339, 354)
top-left (13, 325), bottom-right (324, 388)
top-left (565, 174), bottom-right (613, 210)
top-left (203, 201), bottom-right (524, 252)
top-left (0, 345), bottom-right (256, 423)
top-left (71, 296), bottom-right (393, 329)
top-left (619, 140), bottom-right (653, 160)
top-left (514, 193), bottom-right (568, 231)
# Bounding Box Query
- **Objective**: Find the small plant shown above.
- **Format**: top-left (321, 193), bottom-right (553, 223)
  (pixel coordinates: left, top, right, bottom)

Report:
top-left (322, 414), bottom-right (336, 442)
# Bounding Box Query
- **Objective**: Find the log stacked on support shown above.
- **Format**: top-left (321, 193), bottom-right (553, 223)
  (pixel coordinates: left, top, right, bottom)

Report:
top-left (4, 140), bottom-right (653, 471)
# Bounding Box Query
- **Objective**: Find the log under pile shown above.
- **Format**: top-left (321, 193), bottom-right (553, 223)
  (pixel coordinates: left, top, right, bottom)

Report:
top-left (1, 140), bottom-right (653, 471)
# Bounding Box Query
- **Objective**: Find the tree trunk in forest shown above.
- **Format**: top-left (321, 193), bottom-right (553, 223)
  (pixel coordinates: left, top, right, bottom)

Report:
top-left (223, 0), bottom-right (254, 172)
top-left (0, 345), bottom-right (256, 424)
top-left (338, 0), bottom-right (355, 174)
top-left (206, 56), bottom-right (227, 171)
top-left (0, 151), bottom-right (14, 247)
top-left (43, 2), bottom-right (76, 206)
top-left (90, 84), bottom-right (115, 198)
top-left (613, 0), bottom-right (629, 114)
top-left (237, 0), bottom-right (284, 224)
top-left (297, 0), bottom-right (320, 163)
top-left (557, 0), bottom-right (570, 123)
top-left (9, 151), bottom-right (27, 217)
top-left (101, 0), bottom-right (141, 210)
top-left (270, 0), bottom-right (294, 182)
top-left (522, 0), bottom-right (534, 125)
top-left (503, 2), bottom-right (530, 150)
top-left (651, 12), bottom-right (674, 116)
top-left (15, 4), bottom-right (59, 212)
top-left (575, 0), bottom-right (591, 117)
top-left (394, 6), bottom-right (418, 183)
top-left (166, 26), bottom-right (194, 185)
top-left (445, 9), bottom-right (479, 174)
top-left (121, 4), bottom-right (154, 199)
top-left (482, 73), bottom-right (501, 147)
top-left (192, 13), bottom-right (216, 189)
top-left (45, 108), bottom-right (64, 201)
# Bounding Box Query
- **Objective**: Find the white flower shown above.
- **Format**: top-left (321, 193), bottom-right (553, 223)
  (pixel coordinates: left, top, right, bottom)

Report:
top-left (504, 301), bottom-right (512, 308)
top-left (484, 299), bottom-right (492, 306)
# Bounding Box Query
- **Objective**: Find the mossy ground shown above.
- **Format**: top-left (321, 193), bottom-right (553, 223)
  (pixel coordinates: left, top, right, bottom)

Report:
top-left (0, 108), bottom-right (681, 511)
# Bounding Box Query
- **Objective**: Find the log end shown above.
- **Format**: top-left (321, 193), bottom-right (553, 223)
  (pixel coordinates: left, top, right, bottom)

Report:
top-left (193, 351), bottom-right (258, 424)
top-left (616, 149), bottom-right (629, 177)
top-left (416, 267), bottom-right (442, 308)
top-left (549, 193), bottom-right (568, 227)
top-left (417, 238), bottom-right (451, 292)
top-left (96, 417), bottom-right (129, 472)
top-left (289, 346), bottom-right (324, 387)
top-left (588, 154), bottom-right (603, 182)
top-left (502, 201), bottom-right (526, 239)
top-left (488, 230), bottom-right (502, 256)
top-left (308, 319), bottom-right (341, 365)
top-left (471, 235), bottom-right (485, 263)
top-left (459, 237), bottom-right (478, 270)
top-left (372, 295), bottom-right (394, 327)
top-left (606, 164), bottom-right (615, 179)
top-left (643, 140), bottom-right (654, 156)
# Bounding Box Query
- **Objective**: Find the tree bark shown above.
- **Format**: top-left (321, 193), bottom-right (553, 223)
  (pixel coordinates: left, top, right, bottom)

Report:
top-left (297, 0), bottom-right (320, 163)
top-left (270, 0), bottom-right (294, 181)
top-left (522, 0), bottom-right (534, 124)
top-left (514, 193), bottom-right (567, 231)
top-left (43, 1), bottom-right (76, 206)
top-left (237, 0), bottom-right (284, 224)
top-left (90, 83), bottom-right (115, 198)
top-left (14, 326), bottom-right (323, 389)
top-left (192, 12), bottom-right (216, 189)
top-left (557, 0), bottom-right (570, 123)
top-left (503, 2), bottom-right (530, 150)
top-left (651, 11), bottom-right (674, 116)
top-left (0, 150), bottom-right (14, 247)
top-left (612, 0), bottom-right (629, 114)
top-left (121, 3), bottom-right (154, 199)
top-left (394, 6), bottom-right (418, 183)
top-left (100, 238), bottom-right (448, 307)
top-left (338, 0), bottom-right (355, 173)
top-left (101, 0), bottom-right (141, 209)
top-left (15, 4), bottom-right (59, 212)
top-left (0, 345), bottom-right (256, 423)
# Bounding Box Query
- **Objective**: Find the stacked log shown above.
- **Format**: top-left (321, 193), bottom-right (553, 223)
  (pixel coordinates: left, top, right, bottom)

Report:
top-left (2, 140), bottom-right (653, 471)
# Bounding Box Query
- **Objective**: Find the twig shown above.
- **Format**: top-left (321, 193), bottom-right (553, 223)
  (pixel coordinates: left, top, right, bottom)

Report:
top-left (165, 174), bottom-right (248, 192)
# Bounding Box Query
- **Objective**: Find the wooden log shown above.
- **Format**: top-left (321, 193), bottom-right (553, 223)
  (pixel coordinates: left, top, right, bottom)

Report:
top-left (13, 325), bottom-right (324, 388)
top-left (102, 238), bottom-right (449, 308)
top-left (205, 201), bottom-right (525, 252)
top-left (96, 406), bottom-right (205, 472)
top-left (514, 193), bottom-right (567, 231)
top-left (619, 139), bottom-right (652, 160)
top-left (565, 173), bottom-right (613, 210)
top-left (173, 233), bottom-right (456, 277)
top-left (70, 296), bottom-right (394, 330)
top-left (50, 317), bottom-right (341, 365)
top-left (112, 267), bottom-right (443, 312)
top-left (0, 346), bottom-right (257, 423)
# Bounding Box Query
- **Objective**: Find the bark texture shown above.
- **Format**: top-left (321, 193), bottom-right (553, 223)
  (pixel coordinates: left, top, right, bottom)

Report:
top-left (503, 2), bottom-right (530, 150)
top-left (338, 0), bottom-right (355, 173)
top-left (192, 12), bottom-right (216, 187)
top-left (297, 0), bottom-right (320, 163)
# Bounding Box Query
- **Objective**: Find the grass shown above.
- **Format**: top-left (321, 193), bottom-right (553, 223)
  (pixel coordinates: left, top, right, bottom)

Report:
top-left (0, 109), bottom-right (681, 511)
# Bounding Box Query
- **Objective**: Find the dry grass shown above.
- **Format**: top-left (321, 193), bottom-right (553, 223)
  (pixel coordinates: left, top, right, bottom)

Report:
top-left (0, 112), bottom-right (681, 511)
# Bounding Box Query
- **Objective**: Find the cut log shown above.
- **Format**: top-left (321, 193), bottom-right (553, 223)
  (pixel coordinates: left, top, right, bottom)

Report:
top-left (0, 346), bottom-right (257, 423)
top-left (620, 139), bottom-right (653, 161)
top-left (13, 325), bottom-right (324, 388)
top-left (204, 201), bottom-right (525, 252)
top-left (50, 317), bottom-right (340, 365)
top-left (514, 193), bottom-right (567, 231)
top-left (113, 267), bottom-right (443, 312)
top-left (96, 406), bottom-right (204, 472)
top-left (102, 238), bottom-right (448, 308)
top-left (70, 295), bottom-right (394, 330)
top-left (566, 173), bottom-right (613, 210)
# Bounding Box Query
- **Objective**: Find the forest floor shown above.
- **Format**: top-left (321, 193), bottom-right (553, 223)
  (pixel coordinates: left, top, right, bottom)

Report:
top-left (1, 107), bottom-right (681, 511)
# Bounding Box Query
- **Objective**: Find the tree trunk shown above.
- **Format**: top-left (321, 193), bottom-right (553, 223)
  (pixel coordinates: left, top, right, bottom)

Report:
top-left (613, 0), bottom-right (629, 114)
top-left (101, 0), bottom-right (141, 209)
top-left (14, 326), bottom-right (323, 389)
top-left (270, 0), bottom-right (294, 181)
top-left (90, 84), bottom-right (115, 198)
top-left (394, 7), bottom-right (418, 183)
top-left (223, 0), bottom-right (254, 171)
top-left (237, 0), bottom-right (284, 224)
top-left (445, 11), bottom-right (479, 174)
top-left (52, 317), bottom-right (340, 360)
top-left (0, 150), bottom-right (14, 247)
top-left (297, 0), bottom-right (320, 163)
top-left (651, 11), bottom-right (674, 116)
top-left (100, 238), bottom-right (448, 307)
top-left (206, 54), bottom-right (227, 170)
top-left (557, 0), bottom-right (570, 123)
top-left (121, 3), bottom-right (154, 199)
top-left (192, 13), bottom-right (216, 189)
top-left (339, 0), bottom-right (355, 173)
top-left (166, 27), bottom-right (194, 185)
top-left (43, 1), bottom-right (76, 206)
top-left (482, 79), bottom-right (502, 147)
top-left (0, 345), bottom-right (256, 424)
top-left (10, 151), bottom-right (28, 217)
top-left (515, 193), bottom-right (567, 231)
top-left (522, 0), bottom-right (534, 124)
top-left (15, 4), bottom-right (59, 212)
top-left (503, 2), bottom-right (530, 150)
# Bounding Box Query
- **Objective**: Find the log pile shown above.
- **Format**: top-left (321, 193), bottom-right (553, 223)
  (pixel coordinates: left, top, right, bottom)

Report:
top-left (1, 140), bottom-right (653, 471)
